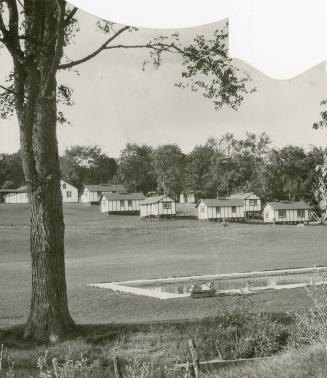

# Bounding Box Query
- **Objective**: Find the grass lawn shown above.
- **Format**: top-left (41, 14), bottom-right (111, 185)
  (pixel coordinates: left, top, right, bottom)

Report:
top-left (0, 203), bottom-right (326, 329)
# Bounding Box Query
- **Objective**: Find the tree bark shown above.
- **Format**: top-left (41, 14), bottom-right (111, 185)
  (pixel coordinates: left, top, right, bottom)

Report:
top-left (22, 75), bottom-right (75, 341)
top-left (9, 0), bottom-right (75, 342)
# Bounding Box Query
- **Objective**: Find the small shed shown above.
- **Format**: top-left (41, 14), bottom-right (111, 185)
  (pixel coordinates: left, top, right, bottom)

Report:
top-left (61, 180), bottom-right (79, 203)
top-left (228, 192), bottom-right (262, 219)
top-left (140, 195), bottom-right (176, 218)
top-left (180, 192), bottom-right (196, 204)
top-left (196, 198), bottom-right (245, 221)
top-left (80, 184), bottom-right (126, 204)
top-left (263, 201), bottom-right (311, 224)
top-left (101, 192), bottom-right (145, 214)
top-left (3, 186), bottom-right (29, 204)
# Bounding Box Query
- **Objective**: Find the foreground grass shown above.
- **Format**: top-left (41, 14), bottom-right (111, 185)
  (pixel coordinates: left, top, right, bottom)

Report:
top-left (1, 284), bottom-right (327, 377)
top-left (1, 342), bottom-right (327, 377)
top-left (0, 296), bottom-right (291, 372)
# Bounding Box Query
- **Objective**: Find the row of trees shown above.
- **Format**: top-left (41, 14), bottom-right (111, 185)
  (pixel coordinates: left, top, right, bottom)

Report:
top-left (2, 133), bottom-right (325, 209)
top-left (117, 134), bottom-right (324, 209)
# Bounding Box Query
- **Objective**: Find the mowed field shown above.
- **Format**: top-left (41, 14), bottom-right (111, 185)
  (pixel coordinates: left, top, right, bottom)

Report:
top-left (0, 203), bottom-right (326, 329)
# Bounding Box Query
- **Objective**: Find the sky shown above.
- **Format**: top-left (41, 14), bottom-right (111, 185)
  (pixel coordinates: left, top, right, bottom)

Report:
top-left (0, 8), bottom-right (326, 158)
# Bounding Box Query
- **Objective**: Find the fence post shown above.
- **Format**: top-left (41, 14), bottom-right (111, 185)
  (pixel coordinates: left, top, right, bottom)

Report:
top-left (52, 357), bottom-right (59, 378)
top-left (188, 338), bottom-right (200, 378)
top-left (113, 356), bottom-right (123, 378)
top-left (184, 361), bottom-right (191, 378)
top-left (0, 344), bottom-right (3, 371)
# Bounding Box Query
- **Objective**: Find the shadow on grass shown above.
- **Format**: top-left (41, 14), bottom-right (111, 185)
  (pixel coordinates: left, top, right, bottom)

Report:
top-left (0, 311), bottom-right (293, 348)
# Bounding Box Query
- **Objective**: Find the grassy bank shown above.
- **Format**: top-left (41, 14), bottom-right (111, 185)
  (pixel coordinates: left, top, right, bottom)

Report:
top-left (1, 284), bottom-right (327, 377)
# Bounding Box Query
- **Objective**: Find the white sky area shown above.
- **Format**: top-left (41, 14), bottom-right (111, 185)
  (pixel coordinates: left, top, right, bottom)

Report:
top-left (71, 0), bottom-right (327, 79)
top-left (0, 9), bottom-right (326, 158)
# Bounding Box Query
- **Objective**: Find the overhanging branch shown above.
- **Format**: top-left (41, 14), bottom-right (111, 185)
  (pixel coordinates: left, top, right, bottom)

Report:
top-left (59, 25), bottom-right (130, 70)
top-left (104, 43), bottom-right (184, 55)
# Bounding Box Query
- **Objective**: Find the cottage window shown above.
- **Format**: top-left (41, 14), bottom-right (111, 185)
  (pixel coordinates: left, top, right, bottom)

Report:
top-left (66, 191), bottom-right (72, 198)
top-left (249, 199), bottom-right (257, 206)
top-left (128, 200), bottom-right (133, 207)
top-left (278, 210), bottom-right (286, 218)
top-left (62, 183), bottom-right (66, 189)
top-left (232, 206), bottom-right (237, 214)
top-left (297, 209), bottom-right (305, 218)
top-left (163, 202), bottom-right (172, 209)
top-left (216, 206), bottom-right (221, 214)
top-left (201, 207), bottom-right (205, 213)
top-left (120, 200), bottom-right (125, 208)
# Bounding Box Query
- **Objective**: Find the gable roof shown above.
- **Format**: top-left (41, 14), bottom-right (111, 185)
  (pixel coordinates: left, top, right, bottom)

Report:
top-left (102, 192), bottom-right (145, 201)
top-left (61, 179), bottom-right (77, 189)
top-left (196, 198), bottom-right (244, 207)
top-left (1, 181), bottom-right (77, 193)
top-left (229, 192), bottom-right (258, 200)
top-left (266, 201), bottom-right (311, 210)
top-left (83, 184), bottom-right (126, 193)
top-left (0, 186), bottom-right (28, 194)
top-left (140, 195), bottom-right (174, 205)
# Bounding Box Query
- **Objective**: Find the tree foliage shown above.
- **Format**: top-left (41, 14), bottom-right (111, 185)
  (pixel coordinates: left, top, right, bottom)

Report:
top-left (117, 143), bottom-right (156, 194)
top-left (60, 145), bottom-right (117, 191)
top-left (0, 152), bottom-right (24, 188)
top-left (151, 144), bottom-right (186, 197)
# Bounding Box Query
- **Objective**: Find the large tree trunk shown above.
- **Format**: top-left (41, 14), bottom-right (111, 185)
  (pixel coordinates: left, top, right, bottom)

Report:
top-left (22, 77), bottom-right (74, 341)
top-left (12, 0), bottom-right (75, 342)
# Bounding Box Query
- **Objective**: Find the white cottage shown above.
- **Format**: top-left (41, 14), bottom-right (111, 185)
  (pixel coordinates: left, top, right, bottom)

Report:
top-left (180, 192), bottom-right (196, 204)
top-left (228, 192), bottom-right (262, 219)
top-left (3, 180), bottom-right (78, 204)
top-left (3, 186), bottom-right (29, 204)
top-left (60, 180), bottom-right (79, 203)
top-left (140, 195), bottom-right (176, 218)
top-left (80, 184), bottom-right (126, 204)
top-left (263, 201), bottom-right (311, 224)
top-left (196, 198), bottom-right (245, 221)
top-left (101, 192), bottom-right (145, 214)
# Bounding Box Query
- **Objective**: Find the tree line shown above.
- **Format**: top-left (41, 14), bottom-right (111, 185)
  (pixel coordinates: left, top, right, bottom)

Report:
top-left (1, 132), bottom-right (324, 210)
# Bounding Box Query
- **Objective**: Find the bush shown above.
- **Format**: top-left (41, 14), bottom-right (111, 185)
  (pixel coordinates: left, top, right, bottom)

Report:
top-left (35, 352), bottom-right (101, 378)
top-left (290, 282), bottom-right (327, 348)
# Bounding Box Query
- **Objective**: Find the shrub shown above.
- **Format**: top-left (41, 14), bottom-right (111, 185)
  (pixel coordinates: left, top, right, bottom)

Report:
top-left (290, 282), bottom-right (327, 347)
top-left (36, 352), bottom-right (101, 378)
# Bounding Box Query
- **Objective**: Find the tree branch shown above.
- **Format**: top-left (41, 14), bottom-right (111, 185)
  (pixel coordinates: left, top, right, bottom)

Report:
top-left (0, 9), bottom-right (9, 37)
top-left (104, 43), bottom-right (184, 54)
top-left (2, 0), bottom-right (23, 61)
top-left (45, 0), bottom-right (66, 91)
top-left (59, 25), bottom-right (130, 70)
top-left (63, 7), bottom-right (78, 28)
top-left (0, 84), bottom-right (16, 95)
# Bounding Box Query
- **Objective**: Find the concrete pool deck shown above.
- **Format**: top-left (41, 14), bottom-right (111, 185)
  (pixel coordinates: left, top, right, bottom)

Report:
top-left (88, 266), bottom-right (327, 300)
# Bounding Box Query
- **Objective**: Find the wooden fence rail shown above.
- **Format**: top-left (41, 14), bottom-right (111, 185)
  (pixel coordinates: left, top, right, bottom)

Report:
top-left (173, 338), bottom-right (274, 377)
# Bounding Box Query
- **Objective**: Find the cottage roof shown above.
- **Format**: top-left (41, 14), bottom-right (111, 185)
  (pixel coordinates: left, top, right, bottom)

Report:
top-left (141, 195), bottom-right (173, 205)
top-left (83, 184), bottom-right (126, 193)
top-left (0, 186), bottom-right (28, 194)
top-left (61, 179), bottom-right (77, 189)
top-left (1, 181), bottom-right (76, 193)
top-left (197, 198), bottom-right (244, 207)
top-left (228, 192), bottom-right (257, 200)
top-left (266, 201), bottom-right (311, 210)
top-left (102, 192), bottom-right (145, 201)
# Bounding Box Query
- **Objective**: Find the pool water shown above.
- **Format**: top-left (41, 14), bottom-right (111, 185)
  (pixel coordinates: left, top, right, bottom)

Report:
top-left (125, 273), bottom-right (326, 295)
